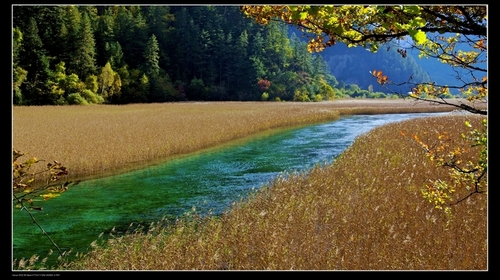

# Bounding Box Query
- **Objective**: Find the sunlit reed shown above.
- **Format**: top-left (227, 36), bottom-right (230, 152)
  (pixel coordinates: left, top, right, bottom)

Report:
top-left (13, 99), bottom-right (486, 270)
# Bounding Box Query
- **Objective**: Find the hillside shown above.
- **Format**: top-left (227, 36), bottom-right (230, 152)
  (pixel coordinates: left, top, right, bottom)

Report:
top-left (318, 33), bottom-right (486, 96)
top-left (319, 42), bottom-right (432, 94)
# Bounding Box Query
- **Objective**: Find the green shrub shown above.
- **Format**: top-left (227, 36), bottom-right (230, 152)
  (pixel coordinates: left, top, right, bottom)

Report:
top-left (67, 93), bottom-right (89, 105)
top-left (80, 89), bottom-right (105, 104)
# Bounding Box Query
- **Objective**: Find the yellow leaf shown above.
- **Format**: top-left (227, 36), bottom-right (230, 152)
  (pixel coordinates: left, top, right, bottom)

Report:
top-left (41, 193), bottom-right (61, 200)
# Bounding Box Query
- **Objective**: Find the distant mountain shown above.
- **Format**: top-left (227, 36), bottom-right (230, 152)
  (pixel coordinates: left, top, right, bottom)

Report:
top-left (407, 49), bottom-right (455, 87)
top-left (407, 45), bottom-right (486, 95)
top-left (288, 28), bottom-right (486, 96)
top-left (319, 42), bottom-right (432, 94)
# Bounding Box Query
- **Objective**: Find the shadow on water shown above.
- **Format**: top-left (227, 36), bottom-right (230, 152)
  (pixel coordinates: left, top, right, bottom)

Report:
top-left (12, 112), bottom-right (446, 268)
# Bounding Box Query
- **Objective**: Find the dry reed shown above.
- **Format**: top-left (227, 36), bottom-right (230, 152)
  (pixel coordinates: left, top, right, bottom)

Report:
top-left (13, 99), bottom-right (467, 183)
top-left (12, 99), bottom-right (487, 270)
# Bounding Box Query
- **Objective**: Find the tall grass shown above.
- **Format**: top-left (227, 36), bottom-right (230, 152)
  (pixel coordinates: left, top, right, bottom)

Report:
top-left (50, 113), bottom-right (486, 271)
top-left (12, 100), bottom-right (465, 184)
top-left (13, 99), bottom-right (487, 270)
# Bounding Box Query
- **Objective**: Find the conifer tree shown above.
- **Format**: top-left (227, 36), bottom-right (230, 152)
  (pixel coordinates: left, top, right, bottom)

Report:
top-left (71, 12), bottom-right (97, 79)
top-left (19, 17), bottom-right (52, 105)
top-left (142, 34), bottom-right (160, 77)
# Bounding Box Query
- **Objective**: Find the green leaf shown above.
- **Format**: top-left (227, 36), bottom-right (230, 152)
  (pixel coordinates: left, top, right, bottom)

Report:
top-left (403, 5), bottom-right (421, 15)
top-left (26, 157), bottom-right (39, 166)
top-left (299, 12), bottom-right (308, 20)
top-left (333, 24), bottom-right (344, 34)
top-left (410, 17), bottom-right (426, 28)
top-left (309, 6), bottom-right (320, 16)
top-left (413, 30), bottom-right (427, 44)
top-left (408, 29), bottom-right (427, 45)
top-left (376, 6), bottom-right (386, 13)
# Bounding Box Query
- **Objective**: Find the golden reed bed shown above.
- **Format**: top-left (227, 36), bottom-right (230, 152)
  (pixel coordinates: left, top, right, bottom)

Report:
top-left (12, 99), bottom-right (474, 182)
top-left (13, 99), bottom-right (487, 270)
top-left (61, 111), bottom-right (487, 270)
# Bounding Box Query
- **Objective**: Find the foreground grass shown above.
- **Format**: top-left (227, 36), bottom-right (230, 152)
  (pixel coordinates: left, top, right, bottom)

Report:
top-left (13, 99), bottom-right (487, 270)
top-left (44, 114), bottom-right (487, 270)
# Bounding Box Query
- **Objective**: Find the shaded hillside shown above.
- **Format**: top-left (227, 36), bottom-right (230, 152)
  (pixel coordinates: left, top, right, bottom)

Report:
top-left (408, 42), bottom-right (486, 95)
top-left (319, 33), bottom-right (486, 96)
top-left (319, 42), bottom-right (432, 94)
top-left (411, 53), bottom-right (457, 88)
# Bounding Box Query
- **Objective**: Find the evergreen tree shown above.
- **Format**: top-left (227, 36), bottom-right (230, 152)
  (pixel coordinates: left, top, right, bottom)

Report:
top-left (232, 30), bottom-right (257, 99)
top-left (59, 6), bottom-right (82, 76)
top-left (249, 31), bottom-right (267, 80)
top-left (144, 6), bottom-right (175, 71)
top-left (169, 7), bottom-right (191, 82)
top-left (95, 6), bottom-right (116, 67)
top-left (220, 32), bottom-right (234, 91)
top-left (71, 12), bottom-right (97, 79)
top-left (18, 17), bottom-right (53, 105)
top-left (13, 5), bottom-right (352, 104)
top-left (114, 6), bottom-right (148, 69)
top-left (312, 54), bottom-right (338, 88)
top-left (13, 27), bottom-right (27, 104)
top-left (36, 6), bottom-right (67, 62)
top-left (263, 21), bottom-right (293, 74)
top-left (142, 34), bottom-right (160, 77)
top-left (290, 32), bottom-right (312, 73)
top-left (105, 41), bottom-right (125, 69)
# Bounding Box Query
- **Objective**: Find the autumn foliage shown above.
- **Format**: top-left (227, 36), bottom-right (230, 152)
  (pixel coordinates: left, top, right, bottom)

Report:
top-left (242, 5), bottom-right (487, 213)
top-left (402, 118), bottom-right (487, 217)
top-left (13, 149), bottom-right (72, 210)
top-left (257, 78), bottom-right (271, 91)
top-left (13, 149), bottom-right (79, 258)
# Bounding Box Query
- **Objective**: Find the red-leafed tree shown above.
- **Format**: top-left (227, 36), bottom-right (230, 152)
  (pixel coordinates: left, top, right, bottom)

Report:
top-left (257, 78), bottom-right (271, 91)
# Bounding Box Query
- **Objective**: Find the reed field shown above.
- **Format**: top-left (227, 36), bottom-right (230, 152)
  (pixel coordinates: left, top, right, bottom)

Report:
top-left (12, 99), bottom-right (487, 270)
top-left (13, 99), bottom-right (465, 184)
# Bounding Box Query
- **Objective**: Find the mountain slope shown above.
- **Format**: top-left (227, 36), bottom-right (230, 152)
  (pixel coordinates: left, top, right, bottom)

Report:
top-left (319, 43), bottom-right (432, 94)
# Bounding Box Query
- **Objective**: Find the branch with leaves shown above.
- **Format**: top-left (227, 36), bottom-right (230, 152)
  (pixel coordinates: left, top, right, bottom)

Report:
top-left (241, 5), bottom-right (487, 214)
top-left (241, 6), bottom-right (486, 51)
top-left (368, 69), bottom-right (487, 115)
top-left (401, 118), bottom-right (487, 217)
top-left (13, 149), bottom-right (80, 257)
top-left (241, 5), bottom-right (487, 107)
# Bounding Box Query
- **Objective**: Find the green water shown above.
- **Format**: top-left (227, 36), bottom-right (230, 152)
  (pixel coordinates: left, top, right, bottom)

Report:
top-left (12, 112), bottom-right (444, 268)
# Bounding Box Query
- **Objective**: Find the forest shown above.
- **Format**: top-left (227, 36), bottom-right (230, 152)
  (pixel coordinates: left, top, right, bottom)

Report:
top-left (12, 5), bottom-right (437, 105)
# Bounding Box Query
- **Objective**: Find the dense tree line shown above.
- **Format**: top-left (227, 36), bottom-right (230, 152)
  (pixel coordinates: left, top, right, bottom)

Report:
top-left (13, 5), bottom-right (425, 105)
